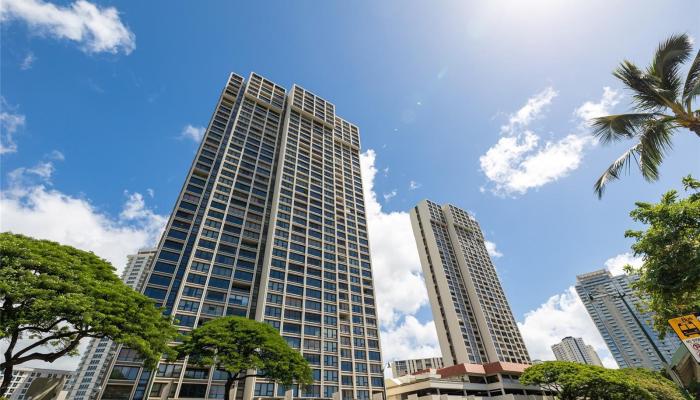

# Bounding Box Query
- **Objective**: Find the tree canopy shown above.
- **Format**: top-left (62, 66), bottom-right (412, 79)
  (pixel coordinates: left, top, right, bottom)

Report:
top-left (520, 361), bottom-right (686, 400)
top-left (0, 233), bottom-right (177, 396)
top-left (174, 316), bottom-right (312, 400)
top-left (624, 175), bottom-right (700, 336)
top-left (591, 33), bottom-right (700, 197)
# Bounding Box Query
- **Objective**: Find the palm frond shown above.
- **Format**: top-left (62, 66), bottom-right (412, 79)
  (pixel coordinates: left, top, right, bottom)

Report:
top-left (637, 119), bottom-right (674, 182)
top-left (648, 34), bottom-right (692, 100)
top-left (591, 113), bottom-right (658, 144)
top-left (594, 143), bottom-right (641, 198)
top-left (614, 61), bottom-right (670, 111)
top-left (683, 49), bottom-right (700, 105)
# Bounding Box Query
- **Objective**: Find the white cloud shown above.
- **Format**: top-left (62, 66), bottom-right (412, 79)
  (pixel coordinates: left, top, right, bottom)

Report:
top-left (20, 51), bottom-right (36, 70)
top-left (484, 240), bottom-right (503, 258)
top-left (0, 98), bottom-right (26, 154)
top-left (480, 87), bottom-right (618, 196)
top-left (1, 173), bottom-right (165, 273)
top-left (48, 149), bottom-right (65, 160)
top-left (604, 252), bottom-right (643, 276)
top-left (9, 161), bottom-right (56, 183)
top-left (574, 87), bottom-right (622, 127)
top-left (382, 189), bottom-right (397, 203)
top-left (502, 87), bottom-right (557, 134)
top-left (480, 131), bottom-right (590, 196)
top-left (409, 180), bottom-right (421, 190)
top-left (180, 124), bottom-right (205, 143)
top-left (381, 316), bottom-right (441, 376)
top-left (362, 150), bottom-right (428, 326)
top-left (518, 286), bottom-right (617, 368)
top-left (0, 0), bottom-right (135, 54)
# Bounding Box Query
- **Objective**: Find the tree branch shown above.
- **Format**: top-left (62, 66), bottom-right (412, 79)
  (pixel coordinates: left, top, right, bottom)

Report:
top-left (0, 330), bottom-right (19, 369)
top-left (12, 329), bottom-right (84, 360)
top-left (230, 373), bottom-right (263, 381)
top-left (17, 318), bottom-right (69, 333)
top-left (10, 334), bottom-right (85, 366)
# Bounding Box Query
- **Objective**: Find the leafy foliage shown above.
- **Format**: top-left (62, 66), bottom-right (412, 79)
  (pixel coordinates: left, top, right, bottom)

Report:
top-left (0, 233), bottom-right (177, 396)
top-left (591, 33), bottom-right (700, 197)
top-left (174, 316), bottom-right (312, 400)
top-left (624, 175), bottom-right (700, 336)
top-left (520, 361), bottom-right (686, 400)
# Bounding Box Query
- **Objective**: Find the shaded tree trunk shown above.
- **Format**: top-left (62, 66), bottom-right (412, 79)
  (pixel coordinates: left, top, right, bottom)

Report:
top-left (224, 377), bottom-right (234, 400)
top-left (1, 363), bottom-right (14, 398)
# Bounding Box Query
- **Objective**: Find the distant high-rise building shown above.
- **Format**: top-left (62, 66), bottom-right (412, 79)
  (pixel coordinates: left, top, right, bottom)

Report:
top-left (0, 367), bottom-right (72, 400)
top-left (68, 248), bottom-right (157, 400)
top-left (99, 73), bottom-right (383, 400)
top-left (551, 337), bottom-right (603, 366)
top-left (409, 200), bottom-right (530, 366)
top-left (389, 357), bottom-right (444, 377)
top-left (576, 269), bottom-right (681, 370)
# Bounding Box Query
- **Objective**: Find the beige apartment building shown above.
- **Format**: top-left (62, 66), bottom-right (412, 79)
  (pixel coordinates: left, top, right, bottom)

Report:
top-left (550, 337), bottom-right (602, 366)
top-left (99, 73), bottom-right (383, 400)
top-left (409, 201), bottom-right (530, 367)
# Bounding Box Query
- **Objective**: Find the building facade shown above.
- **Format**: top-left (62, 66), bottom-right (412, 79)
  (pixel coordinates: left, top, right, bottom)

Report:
top-left (389, 358), bottom-right (444, 378)
top-left (385, 362), bottom-right (555, 400)
top-left (99, 73), bottom-right (383, 400)
top-left (409, 201), bottom-right (530, 366)
top-left (67, 249), bottom-right (157, 400)
top-left (575, 269), bottom-right (681, 370)
top-left (550, 337), bottom-right (602, 366)
top-left (0, 367), bottom-right (72, 400)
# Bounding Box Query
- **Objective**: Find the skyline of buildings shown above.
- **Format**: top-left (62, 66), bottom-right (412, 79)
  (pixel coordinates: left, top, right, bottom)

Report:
top-left (99, 72), bottom-right (383, 400)
top-left (67, 248), bottom-right (157, 400)
top-left (575, 269), bottom-right (681, 370)
top-left (551, 336), bottom-right (603, 366)
top-left (409, 200), bottom-right (531, 366)
top-left (6, 68), bottom-right (688, 399)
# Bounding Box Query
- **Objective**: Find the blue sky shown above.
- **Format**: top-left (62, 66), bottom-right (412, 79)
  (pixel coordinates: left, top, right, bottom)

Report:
top-left (2, 0), bottom-right (699, 370)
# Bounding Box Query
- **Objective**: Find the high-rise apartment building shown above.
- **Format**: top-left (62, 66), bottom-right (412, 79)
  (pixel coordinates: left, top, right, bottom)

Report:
top-left (409, 201), bottom-right (530, 367)
top-left (551, 337), bottom-right (602, 366)
top-left (99, 73), bottom-right (383, 400)
top-left (576, 269), bottom-right (680, 370)
top-left (68, 248), bottom-right (157, 400)
top-left (389, 357), bottom-right (444, 377)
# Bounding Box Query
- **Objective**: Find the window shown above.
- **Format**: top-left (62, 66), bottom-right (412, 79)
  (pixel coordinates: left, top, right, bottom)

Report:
top-left (101, 385), bottom-right (132, 400)
top-left (254, 383), bottom-right (274, 397)
top-left (184, 368), bottom-right (209, 379)
top-left (149, 383), bottom-right (166, 397)
top-left (116, 348), bottom-right (141, 362)
top-left (180, 383), bottom-right (207, 398)
top-left (156, 364), bottom-right (182, 378)
top-left (109, 366), bottom-right (139, 381)
top-left (208, 385), bottom-right (225, 399)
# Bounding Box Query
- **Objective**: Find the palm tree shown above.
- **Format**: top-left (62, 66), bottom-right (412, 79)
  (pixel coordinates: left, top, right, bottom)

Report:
top-left (592, 33), bottom-right (700, 197)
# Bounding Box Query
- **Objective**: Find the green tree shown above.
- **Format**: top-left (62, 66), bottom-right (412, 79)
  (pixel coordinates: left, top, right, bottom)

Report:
top-left (591, 33), bottom-right (700, 197)
top-left (520, 361), bottom-right (686, 400)
top-left (624, 175), bottom-right (700, 336)
top-left (174, 316), bottom-right (312, 400)
top-left (0, 233), bottom-right (177, 397)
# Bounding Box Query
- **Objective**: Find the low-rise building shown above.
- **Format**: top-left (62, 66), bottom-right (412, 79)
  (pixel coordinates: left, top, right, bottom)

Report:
top-left (0, 367), bottom-right (72, 400)
top-left (670, 345), bottom-right (700, 398)
top-left (390, 357), bottom-right (445, 377)
top-left (385, 362), bottom-right (555, 400)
